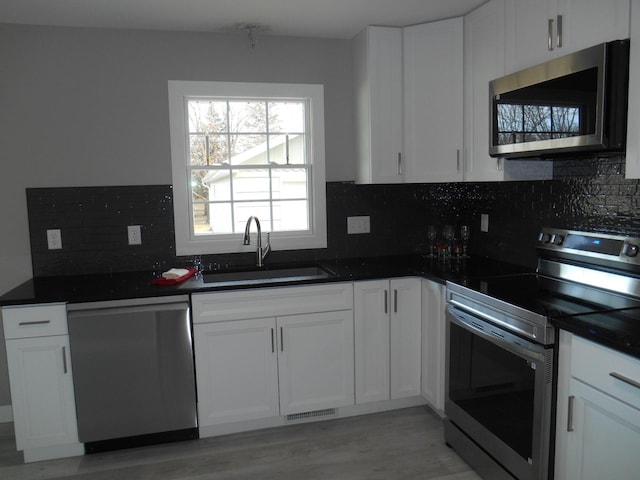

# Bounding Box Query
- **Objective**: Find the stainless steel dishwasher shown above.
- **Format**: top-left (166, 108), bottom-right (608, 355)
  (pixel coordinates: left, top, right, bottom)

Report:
top-left (67, 295), bottom-right (198, 453)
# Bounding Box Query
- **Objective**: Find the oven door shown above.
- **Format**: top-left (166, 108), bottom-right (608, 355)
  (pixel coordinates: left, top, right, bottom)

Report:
top-left (445, 304), bottom-right (554, 480)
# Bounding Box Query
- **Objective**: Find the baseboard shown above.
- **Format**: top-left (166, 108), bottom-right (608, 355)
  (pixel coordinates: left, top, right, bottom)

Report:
top-left (199, 396), bottom-right (428, 439)
top-left (23, 443), bottom-right (84, 463)
top-left (0, 405), bottom-right (13, 423)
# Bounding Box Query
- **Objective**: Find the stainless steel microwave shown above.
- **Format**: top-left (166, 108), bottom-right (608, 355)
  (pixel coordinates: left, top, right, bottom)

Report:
top-left (489, 39), bottom-right (629, 159)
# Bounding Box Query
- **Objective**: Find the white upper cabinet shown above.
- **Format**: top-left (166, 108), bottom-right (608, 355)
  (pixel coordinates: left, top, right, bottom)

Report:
top-left (353, 26), bottom-right (404, 184)
top-left (403, 18), bottom-right (464, 183)
top-left (353, 19), bottom-right (464, 184)
top-left (505, 0), bottom-right (630, 73)
top-left (463, 0), bottom-right (507, 182)
top-left (626, 0), bottom-right (640, 179)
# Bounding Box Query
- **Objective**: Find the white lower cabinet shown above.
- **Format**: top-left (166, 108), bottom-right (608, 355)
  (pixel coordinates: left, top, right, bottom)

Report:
top-left (354, 278), bottom-right (421, 404)
top-left (420, 279), bottom-right (446, 413)
top-left (192, 283), bottom-right (355, 428)
top-left (278, 310), bottom-right (355, 414)
top-left (2, 303), bottom-right (83, 462)
top-left (194, 318), bottom-right (280, 425)
top-left (555, 331), bottom-right (640, 479)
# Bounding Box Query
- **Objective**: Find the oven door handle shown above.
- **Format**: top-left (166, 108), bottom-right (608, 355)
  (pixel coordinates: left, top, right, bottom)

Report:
top-left (446, 305), bottom-right (545, 362)
top-left (448, 296), bottom-right (535, 341)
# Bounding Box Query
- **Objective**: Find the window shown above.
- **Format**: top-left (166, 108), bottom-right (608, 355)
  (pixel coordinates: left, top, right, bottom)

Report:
top-left (168, 81), bottom-right (326, 255)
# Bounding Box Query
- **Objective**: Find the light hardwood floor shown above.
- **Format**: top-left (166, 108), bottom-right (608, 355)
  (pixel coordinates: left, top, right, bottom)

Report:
top-left (0, 406), bottom-right (481, 480)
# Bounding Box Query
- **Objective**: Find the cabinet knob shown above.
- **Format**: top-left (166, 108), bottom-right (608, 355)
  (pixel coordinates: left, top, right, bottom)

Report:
top-left (624, 243), bottom-right (639, 257)
top-left (550, 234), bottom-right (564, 246)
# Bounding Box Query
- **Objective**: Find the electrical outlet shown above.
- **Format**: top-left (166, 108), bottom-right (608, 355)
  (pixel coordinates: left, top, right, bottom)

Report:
top-left (46, 229), bottom-right (62, 250)
top-left (347, 216), bottom-right (370, 234)
top-left (128, 225), bottom-right (142, 245)
top-left (480, 214), bottom-right (489, 233)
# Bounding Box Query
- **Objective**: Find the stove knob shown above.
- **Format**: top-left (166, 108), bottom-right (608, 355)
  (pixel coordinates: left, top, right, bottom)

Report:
top-left (624, 243), bottom-right (639, 257)
top-left (550, 234), bottom-right (564, 245)
top-left (538, 232), bottom-right (551, 243)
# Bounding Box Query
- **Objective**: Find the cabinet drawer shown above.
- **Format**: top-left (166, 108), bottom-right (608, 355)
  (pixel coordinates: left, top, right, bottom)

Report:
top-left (571, 335), bottom-right (640, 410)
top-left (192, 282), bottom-right (353, 324)
top-left (2, 303), bottom-right (68, 339)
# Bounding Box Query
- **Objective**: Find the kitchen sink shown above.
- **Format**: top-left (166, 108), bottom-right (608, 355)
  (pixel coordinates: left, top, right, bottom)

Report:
top-left (202, 265), bottom-right (335, 285)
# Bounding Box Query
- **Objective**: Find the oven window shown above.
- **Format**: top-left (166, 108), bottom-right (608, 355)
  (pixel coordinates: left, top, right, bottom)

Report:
top-left (449, 322), bottom-right (535, 461)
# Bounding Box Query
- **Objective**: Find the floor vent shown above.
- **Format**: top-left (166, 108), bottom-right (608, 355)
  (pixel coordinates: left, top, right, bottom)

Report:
top-left (286, 408), bottom-right (337, 422)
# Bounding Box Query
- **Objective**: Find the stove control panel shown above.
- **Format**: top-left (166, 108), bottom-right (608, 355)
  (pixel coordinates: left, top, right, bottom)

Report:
top-left (537, 228), bottom-right (640, 267)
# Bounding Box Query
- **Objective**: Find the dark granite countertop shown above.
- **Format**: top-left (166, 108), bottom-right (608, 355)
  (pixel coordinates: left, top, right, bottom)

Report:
top-left (2, 254), bottom-right (638, 360)
top-left (552, 310), bottom-right (640, 360)
top-left (0, 255), bottom-right (528, 306)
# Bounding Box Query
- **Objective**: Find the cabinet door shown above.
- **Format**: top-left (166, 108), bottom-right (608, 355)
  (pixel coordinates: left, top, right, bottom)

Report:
top-left (390, 278), bottom-right (422, 399)
top-left (627, 0), bottom-right (640, 179)
top-left (506, 0), bottom-right (630, 73)
top-left (194, 318), bottom-right (280, 426)
top-left (353, 26), bottom-right (403, 184)
top-left (354, 280), bottom-right (390, 404)
top-left (278, 310), bottom-right (355, 415)
top-left (506, 0), bottom-right (555, 72)
top-left (421, 279), bottom-right (446, 412)
top-left (558, 0), bottom-right (629, 54)
top-left (6, 335), bottom-right (79, 450)
top-left (464, 0), bottom-right (506, 182)
top-left (403, 18), bottom-right (464, 183)
top-left (563, 379), bottom-right (640, 480)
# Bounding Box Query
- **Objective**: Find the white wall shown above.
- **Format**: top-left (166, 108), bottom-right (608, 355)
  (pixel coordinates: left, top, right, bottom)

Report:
top-left (0, 23), bottom-right (355, 409)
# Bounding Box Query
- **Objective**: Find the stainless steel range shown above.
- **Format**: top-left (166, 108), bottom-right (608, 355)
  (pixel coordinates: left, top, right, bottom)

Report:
top-left (444, 227), bottom-right (640, 480)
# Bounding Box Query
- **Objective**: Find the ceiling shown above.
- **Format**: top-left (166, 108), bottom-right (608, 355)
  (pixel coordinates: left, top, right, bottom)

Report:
top-left (0, 0), bottom-right (488, 39)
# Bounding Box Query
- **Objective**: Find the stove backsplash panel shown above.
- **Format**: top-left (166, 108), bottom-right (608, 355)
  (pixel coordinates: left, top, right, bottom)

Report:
top-left (27, 155), bottom-right (640, 276)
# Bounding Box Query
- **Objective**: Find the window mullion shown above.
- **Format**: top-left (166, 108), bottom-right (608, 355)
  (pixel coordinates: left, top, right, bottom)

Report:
top-left (226, 101), bottom-right (237, 233)
top-left (269, 165), bottom-right (274, 232)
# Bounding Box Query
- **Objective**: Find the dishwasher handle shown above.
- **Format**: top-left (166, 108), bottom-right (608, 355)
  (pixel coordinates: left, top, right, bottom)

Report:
top-left (68, 296), bottom-right (190, 317)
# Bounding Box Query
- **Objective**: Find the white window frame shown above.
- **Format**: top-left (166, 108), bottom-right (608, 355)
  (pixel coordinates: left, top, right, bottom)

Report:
top-left (168, 81), bottom-right (327, 256)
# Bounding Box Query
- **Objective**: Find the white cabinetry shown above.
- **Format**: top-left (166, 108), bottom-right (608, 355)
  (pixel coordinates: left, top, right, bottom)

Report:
top-left (505, 0), bottom-right (630, 73)
top-left (403, 18), bottom-right (464, 183)
top-left (555, 331), bottom-right (640, 479)
top-left (192, 283), bottom-right (354, 431)
top-left (278, 310), bottom-right (355, 414)
top-left (2, 303), bottom-right (83, 463)
top-left (353, 19), bottom-right (464, 184)
top-left (354, 278), bottom-right (421, 404)
top-left (193, 318), bottom-right (280, 425)
top-left (420, 279), bottom-right (446, 413)
top-left (353, 26), bottom-right (403, 184)
top-left (463, 0), bottom-right (506, 182)
top-left (626, 1), bottom-right (640, 179)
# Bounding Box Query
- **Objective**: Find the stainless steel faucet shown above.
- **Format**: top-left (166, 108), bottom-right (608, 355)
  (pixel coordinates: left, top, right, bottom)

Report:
top-left (243, 216), bottom-right (271, 267)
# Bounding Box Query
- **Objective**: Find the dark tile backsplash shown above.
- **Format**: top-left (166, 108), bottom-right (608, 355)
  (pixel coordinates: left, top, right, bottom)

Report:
top-left (27, 155), bottom-right (640, 277)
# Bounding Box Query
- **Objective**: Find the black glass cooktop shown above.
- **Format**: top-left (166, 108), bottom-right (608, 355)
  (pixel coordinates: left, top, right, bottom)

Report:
top-left (457, 273), bottom-right (640, 319)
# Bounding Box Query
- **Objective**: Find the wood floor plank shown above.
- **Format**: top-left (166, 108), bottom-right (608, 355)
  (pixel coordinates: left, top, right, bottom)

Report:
top-left (0, 407), bottom-right (481, 480)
